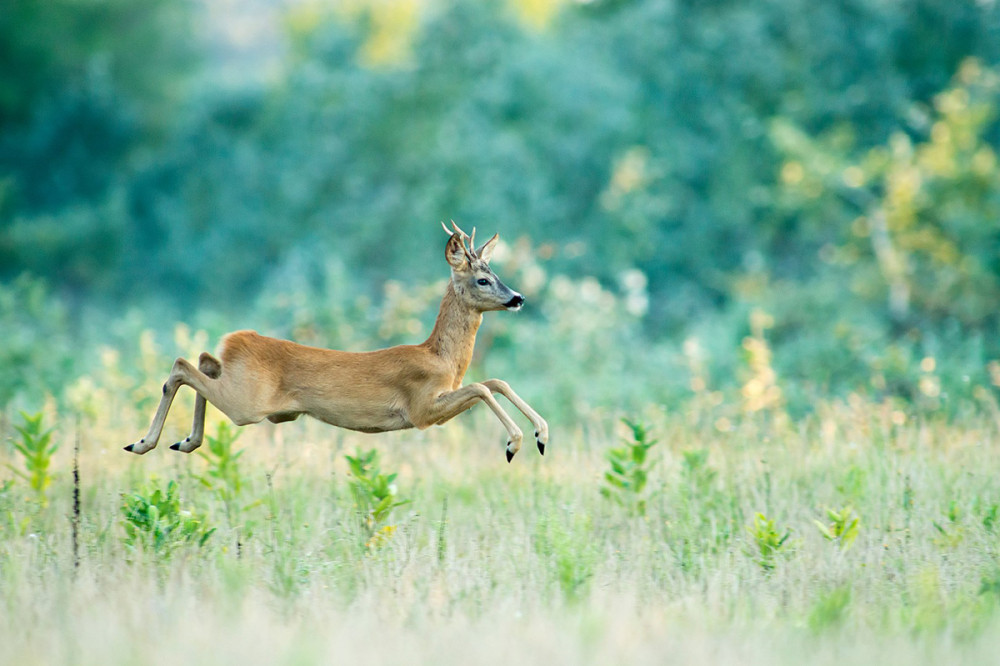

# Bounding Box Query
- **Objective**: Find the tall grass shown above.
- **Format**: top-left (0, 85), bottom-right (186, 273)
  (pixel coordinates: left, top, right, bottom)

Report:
top-left (2, 395), bottom-right (1000, 664)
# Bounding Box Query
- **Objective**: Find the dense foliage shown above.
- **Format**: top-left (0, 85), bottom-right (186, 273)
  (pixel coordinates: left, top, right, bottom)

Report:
top-left (1, 0), bottom-right (999, 415)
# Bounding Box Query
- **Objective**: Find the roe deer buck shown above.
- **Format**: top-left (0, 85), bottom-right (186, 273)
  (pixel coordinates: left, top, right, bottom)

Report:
top-left (125, 222), bottom-right (548, 462)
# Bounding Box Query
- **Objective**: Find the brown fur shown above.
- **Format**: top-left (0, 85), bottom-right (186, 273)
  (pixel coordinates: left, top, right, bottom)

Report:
top-left (125, 225), bottom-right (548, 461)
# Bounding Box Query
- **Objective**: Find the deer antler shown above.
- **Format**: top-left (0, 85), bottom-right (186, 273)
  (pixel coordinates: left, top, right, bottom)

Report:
top-left (475, 233), bottom-right (499, 261)
top-left (444, 220), bottom-right (476, 261)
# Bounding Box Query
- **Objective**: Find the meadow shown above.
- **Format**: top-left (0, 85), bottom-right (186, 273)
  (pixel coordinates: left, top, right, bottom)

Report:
top-left (2, 368), bottom-right (1000, 665)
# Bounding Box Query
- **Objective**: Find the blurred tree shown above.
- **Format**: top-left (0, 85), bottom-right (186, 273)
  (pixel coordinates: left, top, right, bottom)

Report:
top-left (768, 58), bottom-right (1000, 404)
top-left (0, 0), bottom-right (197, 126)
top-left (564, 0), bottom-right (1000, 331)
top-left (0, 0), bottom-right (198, 293)
top-left (2, 0), bottom-right (1000, 412)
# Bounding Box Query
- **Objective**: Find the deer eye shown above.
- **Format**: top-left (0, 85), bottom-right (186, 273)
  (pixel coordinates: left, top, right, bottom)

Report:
top-left (477, 278), bottom-right (490, 286)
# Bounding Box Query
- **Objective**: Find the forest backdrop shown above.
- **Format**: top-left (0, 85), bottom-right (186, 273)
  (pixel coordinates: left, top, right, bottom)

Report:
top-left (2, 0), bottom-right (1000, 421)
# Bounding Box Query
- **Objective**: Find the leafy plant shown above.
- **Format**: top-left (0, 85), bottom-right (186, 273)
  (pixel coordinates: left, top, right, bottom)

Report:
top-left (196, 421), bottom-right (260, 550)
top-left (601, 418), bottom-right (658, 516)
top-left (745, 512), bottom-right (793, 572)
top-left (7, 411), bottom-right (58, 506)
top-left (344, 448), bottom-right (410, 550)
top-left (813, 505), bottom-right (861, 550)
top-left (121, 479), bottom-right (214, 558)
top-left (196, 422), bottom-right (245, 504)
top-left (680, 448), bottom-right (717, 491)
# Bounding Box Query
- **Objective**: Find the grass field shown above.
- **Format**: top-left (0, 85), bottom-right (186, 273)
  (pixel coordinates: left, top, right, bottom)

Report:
top-left (2, 394), bottom-right (1000, 665)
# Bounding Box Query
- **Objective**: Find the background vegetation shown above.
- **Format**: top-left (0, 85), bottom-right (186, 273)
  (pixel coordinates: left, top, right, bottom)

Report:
top-left (2, 0), bottom-right (1000, 417)
top-left (2, 0), bottom-right (1000, 663)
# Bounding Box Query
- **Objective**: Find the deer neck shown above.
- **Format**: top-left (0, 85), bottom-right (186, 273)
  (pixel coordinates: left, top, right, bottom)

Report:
top-left (424, 281), bottom-right (483, 381)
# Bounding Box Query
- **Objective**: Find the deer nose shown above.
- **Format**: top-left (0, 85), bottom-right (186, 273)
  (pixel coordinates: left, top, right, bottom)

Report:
top-left (504, 294), bottom-right (524, 309)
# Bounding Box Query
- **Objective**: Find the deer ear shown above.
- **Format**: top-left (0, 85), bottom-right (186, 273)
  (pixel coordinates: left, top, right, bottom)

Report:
top-left (475, 233), bottom-right (499, 264)
top-left (445, 234), bottom-right (471, 271)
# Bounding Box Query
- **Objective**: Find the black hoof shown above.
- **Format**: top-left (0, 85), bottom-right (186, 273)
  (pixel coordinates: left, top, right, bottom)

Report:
top-left (506, 448), bottom-right (514, 464)
top-left (169, 442), bottom-right (181, 451)
top-left (124, 444), bottom-right (134, 452)
top-left (538, 441), bottom-right (545, 456)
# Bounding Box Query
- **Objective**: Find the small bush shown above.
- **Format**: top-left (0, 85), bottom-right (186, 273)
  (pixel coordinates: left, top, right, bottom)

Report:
top-left (345, 448), bottom-right (410, 550)
top-left (745, 512), bottom-right (794, 572)
top-left (600, 418), bottom-right (658, 516)
top-left (121, 479), bottom-right (214, 559)
top-left (813, 506), bottom-right (861, 550)
top-left (7, 411), bottom-right (58, 506)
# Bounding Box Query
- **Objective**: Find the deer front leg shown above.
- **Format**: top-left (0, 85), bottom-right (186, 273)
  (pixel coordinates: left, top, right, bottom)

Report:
top-left (170, 353), bottom-right (222, 454)
top-left (125, 358), bottom-right (195, 454)
top-left (416, 383), bottom-right (524, 462)
top-left (480, 379), bottom-right (549, 455)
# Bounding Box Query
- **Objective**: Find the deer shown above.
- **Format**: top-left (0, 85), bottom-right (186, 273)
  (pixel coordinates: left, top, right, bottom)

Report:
top-left (124, 222), bottom-right (548, 463)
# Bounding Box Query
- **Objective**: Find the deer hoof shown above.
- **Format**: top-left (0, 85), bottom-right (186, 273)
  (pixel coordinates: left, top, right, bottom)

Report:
top-left (534, 431), bottom-right (546, 455)
top-left (506, 446), bottom-right (515, 464)
top-left (124, 439), bottom-right (146, 454)
top-left (170, 437), bottom-right (197, 453)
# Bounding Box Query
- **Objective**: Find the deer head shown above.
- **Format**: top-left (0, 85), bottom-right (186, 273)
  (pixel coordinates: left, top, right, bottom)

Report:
top-left (441, 221), bottom-right (524, 312)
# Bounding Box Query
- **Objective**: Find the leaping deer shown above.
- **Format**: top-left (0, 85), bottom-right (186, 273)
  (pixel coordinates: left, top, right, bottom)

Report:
top-left (125, 222), bottom-right (548, 462)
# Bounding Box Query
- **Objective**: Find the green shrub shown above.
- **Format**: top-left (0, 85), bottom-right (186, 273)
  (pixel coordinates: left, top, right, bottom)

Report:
top-left (813, 506), bottom-right (861, 550)
top-left (344, 448), bottom-right (410, 550)
top-left (121, 479), bottom-right (214, 559)
top-left (7, 411), bottom-right (58, 506)
top-left (196, 421), bottom-right (261, 554)
top-left (600, 418), bottom-right (658, 516)
top-left (745, 512), bottom-right (794, 572)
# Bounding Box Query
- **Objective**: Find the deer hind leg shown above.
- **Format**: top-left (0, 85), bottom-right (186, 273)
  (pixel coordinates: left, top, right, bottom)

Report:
top-left (481, 379), bottom-right (549, 456)
top-left (414, 383), bottom-right (524, 463)
top-left (170, 353), bottom-right (222, 453)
